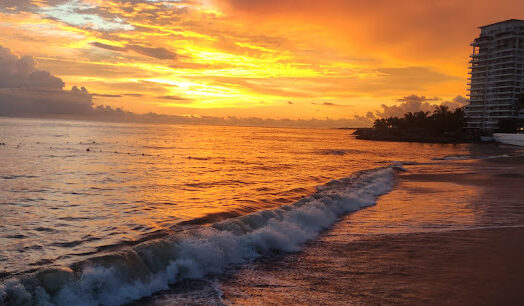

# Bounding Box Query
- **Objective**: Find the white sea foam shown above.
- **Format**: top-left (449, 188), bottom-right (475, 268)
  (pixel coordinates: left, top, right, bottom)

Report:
top-left (0, 167), bottom-right (396, 306)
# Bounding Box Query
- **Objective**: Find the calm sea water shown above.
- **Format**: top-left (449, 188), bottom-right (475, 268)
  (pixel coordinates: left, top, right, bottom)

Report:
top-left (0, 117), bottom-right (514, 305)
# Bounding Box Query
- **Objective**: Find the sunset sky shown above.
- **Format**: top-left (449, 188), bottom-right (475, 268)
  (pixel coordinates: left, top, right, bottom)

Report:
top-left (1, 0), bottom-right (523, 121)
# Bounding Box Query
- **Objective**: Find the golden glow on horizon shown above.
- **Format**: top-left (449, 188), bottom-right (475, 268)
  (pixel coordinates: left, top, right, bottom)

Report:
top-left (1, 0), bottom-right (521, 120)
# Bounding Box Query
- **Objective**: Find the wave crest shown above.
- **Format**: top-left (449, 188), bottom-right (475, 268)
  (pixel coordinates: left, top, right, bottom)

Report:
top-left (0, 167), bottom-right (395, 306)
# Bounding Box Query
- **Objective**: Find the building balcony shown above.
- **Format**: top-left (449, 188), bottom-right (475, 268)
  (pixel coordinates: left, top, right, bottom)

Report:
top-left (484, 115), bottom-right (516, 118)
top-left (491, 59), bottom-right (517, 65)
top-left (472, 41), bottom-right (490, 47)
top-left (485, 110), bottom-right (515, 115)
top-left (491, 84), bottom-right (516, 88)
top-left (469, 78), bottom-right (517, 85)
top-left (489, 72), bottom-right (517, 78)
top-left (486, 103), bottom-right (515, 107)
top-left (468, 65), bottom-right (516, 71)
top-left (465, 106), bottom-right (484, 110)
top-left (484, 97), bottom-right (515, 101)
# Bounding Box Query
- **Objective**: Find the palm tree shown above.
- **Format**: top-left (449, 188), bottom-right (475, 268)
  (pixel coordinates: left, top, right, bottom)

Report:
top-left (373, 118), bottom-right (388, 129)
top-left (433, 105), bottom-right (450, 117)
top-left (415, 111), bottom-right (429, 119)
top-left (385, 117), bottom-right (396, 128)
top-left (402, 112), bottom-right (418, 129)
top-left (403, 112), bottom-right (417, 121)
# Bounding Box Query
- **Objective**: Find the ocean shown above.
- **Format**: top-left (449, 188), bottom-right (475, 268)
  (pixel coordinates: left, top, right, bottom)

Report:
top-left (0, 117), bottom-right (522, 305)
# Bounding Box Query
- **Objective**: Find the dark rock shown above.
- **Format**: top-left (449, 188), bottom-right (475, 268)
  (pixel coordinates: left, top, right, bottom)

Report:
top-left (353, 128), bottom-right (479, 143)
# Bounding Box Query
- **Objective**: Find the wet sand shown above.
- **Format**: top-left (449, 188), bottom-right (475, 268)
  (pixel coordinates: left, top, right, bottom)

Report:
top-left (133, 156), bottom-right (524, 305)
top-left (219, 157), bottom-right (524, 305)
top-left (219, 227), bottom-right (524, 305)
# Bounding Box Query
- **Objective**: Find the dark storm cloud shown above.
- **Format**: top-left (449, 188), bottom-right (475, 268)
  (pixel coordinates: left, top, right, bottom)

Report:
top-left (0, 87), bottom-right (93, 115)
top-left (0, 45), bottom-right (93, 116)
top-left (22, 70), bottom-right (65, 89)
top-left (0, 45), bottom-right (36, 88)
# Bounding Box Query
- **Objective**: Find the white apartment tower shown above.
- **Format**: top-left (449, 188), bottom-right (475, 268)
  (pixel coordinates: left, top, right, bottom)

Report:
top-left (466, 19), bottom-right (524, 130)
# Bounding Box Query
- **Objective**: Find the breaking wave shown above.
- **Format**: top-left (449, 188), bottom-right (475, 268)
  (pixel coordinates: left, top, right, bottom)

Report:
top-left (0, 167), bottom-right (396, 306)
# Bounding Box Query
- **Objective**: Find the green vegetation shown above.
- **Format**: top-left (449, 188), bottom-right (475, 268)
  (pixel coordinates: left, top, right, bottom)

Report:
top-left (354, 106), bottom-right (473, 143)
top-left (372, 105), bottom-right (466, 134)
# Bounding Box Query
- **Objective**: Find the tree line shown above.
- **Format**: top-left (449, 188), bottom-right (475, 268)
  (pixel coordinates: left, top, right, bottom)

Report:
top-left (372, 105), bottom-right (466, 134)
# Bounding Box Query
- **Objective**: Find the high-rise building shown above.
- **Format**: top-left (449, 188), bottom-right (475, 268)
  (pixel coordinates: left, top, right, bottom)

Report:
top-left (465, 19), bottom-right (524, 130)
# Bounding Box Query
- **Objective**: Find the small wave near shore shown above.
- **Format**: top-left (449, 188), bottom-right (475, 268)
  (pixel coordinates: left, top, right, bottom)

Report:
top-left (0, 166), bottom-right (396, 306)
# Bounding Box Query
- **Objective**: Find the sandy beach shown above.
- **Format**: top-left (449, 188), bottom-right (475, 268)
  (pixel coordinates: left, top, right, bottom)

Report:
top-left (217, 157), bottom-right (524, 305)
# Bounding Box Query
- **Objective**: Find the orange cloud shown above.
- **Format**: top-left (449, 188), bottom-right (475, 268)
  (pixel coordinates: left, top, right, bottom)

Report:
top-left (0, 0), bottom-right (522, 120)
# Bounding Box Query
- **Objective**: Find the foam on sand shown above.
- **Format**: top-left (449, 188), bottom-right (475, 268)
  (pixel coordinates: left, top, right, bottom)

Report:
top-left (0, 167), bottom-right (396, 306)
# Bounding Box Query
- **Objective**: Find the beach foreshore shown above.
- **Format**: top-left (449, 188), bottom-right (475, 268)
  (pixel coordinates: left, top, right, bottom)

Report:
top-left (129, 155), bottom-right (524, 305)
top-left (215, 157), bottom-right (524, 305)
top-left (219, 228), bottom-right (524, 305)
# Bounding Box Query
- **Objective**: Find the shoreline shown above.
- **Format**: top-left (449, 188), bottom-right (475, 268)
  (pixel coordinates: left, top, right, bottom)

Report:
top-left (215, 157), bottom-right (524, 304)
top-left (129, 155), bottom-right (524, 305)
top-left (217, 227), bottom-right (524, 305)
top-left (353, 127), bottom-right (480, 143)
